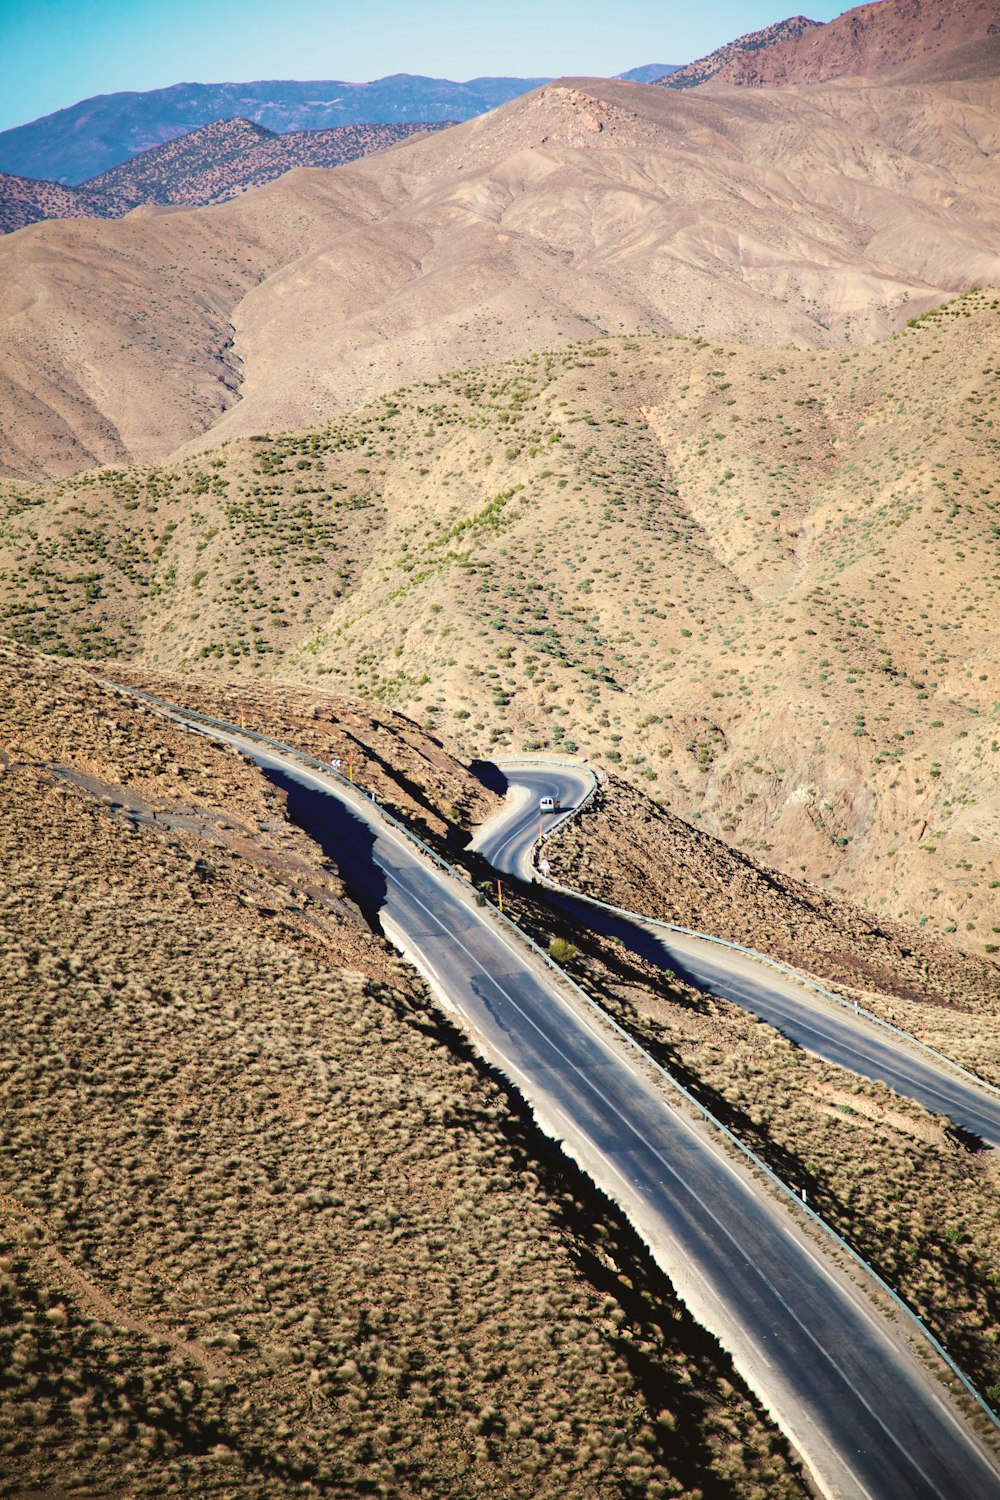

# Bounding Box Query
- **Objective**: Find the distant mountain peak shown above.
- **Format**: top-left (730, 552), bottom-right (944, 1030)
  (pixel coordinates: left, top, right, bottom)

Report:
top-left (0, 74), bottom-right (551, 184)
top-left (656, 16), bottom-right (821, 89)
top-left (616, 64), bottom-right (682, 84)
top-left (711, 0), bottom-right (1000, 87)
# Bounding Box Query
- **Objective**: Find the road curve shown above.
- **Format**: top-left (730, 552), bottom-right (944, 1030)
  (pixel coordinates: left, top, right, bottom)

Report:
top-left (160, 720), bottom-right (1000, 1500)
top-left (475, 762), bottom-right (1000, 1150)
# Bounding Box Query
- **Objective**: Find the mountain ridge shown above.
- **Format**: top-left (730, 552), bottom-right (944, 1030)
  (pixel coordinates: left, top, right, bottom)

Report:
top-left (713, 0), bottom-right (1000, 87)
top-left (657, 16), bottom-right (822, 90)
top-left (0, 73), bottom-right (551, 184)
top-left (4, 68), bottom-right (999, 480)
top-left (0, 118), bottom-right (455, 234)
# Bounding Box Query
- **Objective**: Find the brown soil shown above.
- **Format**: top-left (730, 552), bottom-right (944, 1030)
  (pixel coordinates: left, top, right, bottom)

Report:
top-left (713, 0), bottom-right (1000, 88)
top-left (3, 69), bottom-right (1000, 479)
top-left (0, 640), bottom-right (807, 1496)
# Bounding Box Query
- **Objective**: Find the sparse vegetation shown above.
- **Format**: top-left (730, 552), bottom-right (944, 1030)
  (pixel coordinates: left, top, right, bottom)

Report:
top-left (2, 291), bottom-right (996, 952)
top-left (0, 642), bottom-right (808, 1497)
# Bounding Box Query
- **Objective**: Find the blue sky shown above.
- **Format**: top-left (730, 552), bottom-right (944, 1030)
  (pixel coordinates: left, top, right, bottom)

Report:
top-left (0, 0), bottom-right (849, 132)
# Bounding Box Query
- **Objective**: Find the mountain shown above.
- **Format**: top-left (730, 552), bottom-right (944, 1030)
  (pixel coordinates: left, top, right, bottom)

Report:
top-left (7, 637), bottom-right (818, 1500)
top-left (2, 70), bottom-right (998, 480)
top-left (0, 170), bottom-right (93, 235)
top-left (2, 288), bottom-right (997, 956)
top-left (713, 0), bottom-right (1000, 87)
top-left (616, 63), bottom-right (682, 83)
top-left (0, 118), bottom-right (454, 234)
top-left (0, 74), bottom-right (551, 185)
top-left (83, 117), bottom-right (453, 211)
top-left (656, 17), bottom-right (822, 89)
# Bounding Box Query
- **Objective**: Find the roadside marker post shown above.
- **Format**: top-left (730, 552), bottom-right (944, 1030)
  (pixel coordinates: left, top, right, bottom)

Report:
top-left (497, 880), bottom-right (503, 913)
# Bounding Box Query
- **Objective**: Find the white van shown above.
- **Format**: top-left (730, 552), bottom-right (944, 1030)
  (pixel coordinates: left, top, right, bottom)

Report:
top-left (539, 795), bottom-right (560, 813)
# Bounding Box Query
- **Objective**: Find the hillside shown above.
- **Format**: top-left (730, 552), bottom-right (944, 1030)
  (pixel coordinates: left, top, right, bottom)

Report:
top-left (0, 74), bottom-right (550, 184)
top-left (0, 119), bottom-right (454, 235)
top-left (617, 63), bottom-right (682, 83)
top-left (2, 289), bottom-right (996, 959)
top-left (0, 169), bottom-right (93, 234)
top-left (714, 0), bottom-right (1000, 87)
top-left (83, 117), bottom-right (454, 212)
top-left (658, 17), bottom-right (821, 89)
top-left (3, 71), bottom-right (1000, 481)
top-left (2, 641), bottom-right (813, 1495)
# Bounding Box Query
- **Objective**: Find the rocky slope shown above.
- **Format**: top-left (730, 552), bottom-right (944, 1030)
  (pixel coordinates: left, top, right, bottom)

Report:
top-left (0, 170), bottom-right (92, 234)
top-left (714, 0), bottom-right (1000, 87)
top-left (546, 775), bottom-right (1000, 1067)
top-left (0, 119), bottom-right (454, 235)
top-left (2, 289), bottom-right (996, 958)
top-left (84, 117), bottom-right (454, 211)
top-left (3, 69), bottom-right (1000, 480)
top-left (658, 16), bottom-right (821, 90)
top-left (1, 640), bottom-right (809, 1496)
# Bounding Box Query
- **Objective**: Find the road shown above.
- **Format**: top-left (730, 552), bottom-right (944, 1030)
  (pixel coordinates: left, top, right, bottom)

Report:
top-left (474, 762), bottom-right (1000, 1150)
top-left (173, 720), bottom-right (1000, 1500)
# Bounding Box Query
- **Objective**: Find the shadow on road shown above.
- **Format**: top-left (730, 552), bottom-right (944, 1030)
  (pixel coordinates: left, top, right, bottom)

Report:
top-left (538, 885), bottom-right (710, 987)
top-left (264, 769), bottom-right (389, 932)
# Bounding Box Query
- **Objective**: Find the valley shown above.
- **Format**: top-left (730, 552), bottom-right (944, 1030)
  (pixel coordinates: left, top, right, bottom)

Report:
top-left (2, 0), bottom-right (1000, 1491)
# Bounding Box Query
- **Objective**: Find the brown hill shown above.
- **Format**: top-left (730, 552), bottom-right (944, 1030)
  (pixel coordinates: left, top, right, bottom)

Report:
top-left (82, 116), bottom-right (455, 212)
top-left (0, 170), bottom-right (93, 234)
top-left (2, 289), bottom-right (997, 958)
top-left (2, 72), bottom-right (1000, 481)
top-left (0, 117), bottom-right (453, 234)
top-left (657, 16), bottom-right (822, 89)
top-left (2, 642), bottom-right (811, 1497)
top-left (714, 0), bottom-right (1000, 87)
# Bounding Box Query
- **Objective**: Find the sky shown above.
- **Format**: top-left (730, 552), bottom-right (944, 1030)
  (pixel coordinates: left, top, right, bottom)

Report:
top-left (0, 0), bottom-right (850, 133)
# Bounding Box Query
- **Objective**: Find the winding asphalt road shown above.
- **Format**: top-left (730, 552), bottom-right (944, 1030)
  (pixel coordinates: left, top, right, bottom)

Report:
top-left (163, 717), bottom-right (1000, 1500)
top-left (475, 762), bottom-right (1000, 1150)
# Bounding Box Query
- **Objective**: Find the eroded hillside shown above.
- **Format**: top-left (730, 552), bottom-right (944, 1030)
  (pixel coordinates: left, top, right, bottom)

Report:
top-left (0, 641), bottom-right (807, 1497)
top-left (712, 0), bottom-right (1000, 88)
top-left (3, 69), bottom-right (1000, 479)
top-left (2, 291), bottom-right (996, 955)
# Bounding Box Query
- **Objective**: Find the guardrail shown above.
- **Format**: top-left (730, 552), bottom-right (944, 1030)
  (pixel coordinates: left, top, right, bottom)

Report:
top-left (522, 776), bottom-right (1000, 1432)
top-left (101, 682), bottom-right (1000, 1434)
top-left (530, 785), bottom-right (1000, 1106)
top-left (493, 756), bottom-right (602, 844)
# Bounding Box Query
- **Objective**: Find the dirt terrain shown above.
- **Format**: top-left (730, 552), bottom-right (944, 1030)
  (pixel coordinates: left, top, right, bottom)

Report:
top-left (545, 774), bottom-right (1000, 1079)
top-left (2, 64), bottom-right (1000, 479)
top-left (713, 0), bottom-right (1000, 87)
top-left (0, 119), bottom-right (455, 235)
top-left (0, 641), bottom-right (808, 1497)
top-left (2, 289), bottom-right (996, 957)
